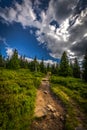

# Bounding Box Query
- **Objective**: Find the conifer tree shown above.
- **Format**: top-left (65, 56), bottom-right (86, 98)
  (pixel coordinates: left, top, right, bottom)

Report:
top-left (39, 58), bottom-right (46, 73)
top-left (0, 53), bottom-right (5, 68)
top-left (83, 50), bottom-right (87, 81)
top-left (20, 55), bottom-right (28, 69)
top-left (51, 64), bottom-right (57, 74)
top-left (29, 56), bottom-right (39, 72)
top-left (7, 49), bottom-right (20, 69)
top-left (59, 51), bottom-right (72, 77)
top-left (73, 58), bottom-right (80, 78)
top-left (47, 63), bottom-right (51, 72)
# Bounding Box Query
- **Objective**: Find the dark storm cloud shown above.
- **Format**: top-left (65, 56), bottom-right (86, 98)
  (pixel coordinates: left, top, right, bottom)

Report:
top-left (52, 0), bottom-right (77, 22)
top-left (75, 0), bottom-right (87, 14)
top-left (69, 20), bottom-right (87, 42)
top-left (70, 37), bottom-right (87, 56)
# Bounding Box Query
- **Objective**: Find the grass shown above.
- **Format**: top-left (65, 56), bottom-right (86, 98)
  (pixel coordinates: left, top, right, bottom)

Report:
top-left (0, 69), bottom-right (43, 130)
top-left (50, 76), bottom-right (87, 130)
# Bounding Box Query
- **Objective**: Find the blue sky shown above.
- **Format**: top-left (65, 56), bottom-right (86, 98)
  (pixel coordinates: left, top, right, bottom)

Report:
top-left (0, 0), bottom-right (87, 63)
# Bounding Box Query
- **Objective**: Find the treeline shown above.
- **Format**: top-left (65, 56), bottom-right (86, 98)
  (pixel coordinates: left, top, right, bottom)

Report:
top-left (0, 49), bottom-right (87, 81)
top-left (0, 49), bottom-right (47, 73)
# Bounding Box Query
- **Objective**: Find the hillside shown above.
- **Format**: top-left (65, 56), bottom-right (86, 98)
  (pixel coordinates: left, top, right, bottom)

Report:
top-left (51, 76), bottom-right (87, 130)
top-left (0, 69), bottom-right (43, 130)
top-left (0, 69), bottom-right (87, 130)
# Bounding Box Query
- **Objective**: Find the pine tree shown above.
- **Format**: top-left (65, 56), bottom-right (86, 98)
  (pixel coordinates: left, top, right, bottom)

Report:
top-left (0, 49), bottom-right (6, 68)
top-left (59, 51), bottom-right (72, 77)
top-left (20, 55), bottom-right (28, 69)
top-left (51, 64), bottom-right (58, 75)
top-left (55, 63), bottom-right (59, 75)
top-left (83, 50), bottom-right (87, 81)
top-left (0, 53), bottom-right (5, 68)
top-left (39, 58), bottom-right (46, 73)
top-left (29, 56), bottom-right (39, 72)
top-left (73, 58), bottom-right (80, 78)
top-left (47, 63), bottom-right (51, 72)
top-left (7, 49), bottom-right (20, 69)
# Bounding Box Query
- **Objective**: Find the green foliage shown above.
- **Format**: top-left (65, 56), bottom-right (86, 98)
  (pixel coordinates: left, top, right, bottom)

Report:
top-left (83, 50), bottom-right (87, 82)
top-left (39, 58), bottom-right (46, 73)
top-left (19, 55), bottom-right (28, 69)
top-left (51, 85), bottom-right (79, 130)
top-left (73, 58), bottom-right (80, 78)
top-left (50, 76), bottom-right (87, 130)
top-left (0, 69), bottom-right (42, 130)
top-left (51, 64), bottom-right (58, 74)
top-left (51, 76), bottom-right (87, 100)
top-left (7, 49), bottom-right (20, 69)
top-left (59, 51), bottom-right (72, 77)
top-left (0, 53), bottom-right (5, 68)
top-left (29, 57), bottom-right (40, 72)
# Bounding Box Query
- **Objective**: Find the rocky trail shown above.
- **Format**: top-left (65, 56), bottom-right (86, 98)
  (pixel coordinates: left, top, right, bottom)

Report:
top-left (31, 76), bottom-right (65, 130)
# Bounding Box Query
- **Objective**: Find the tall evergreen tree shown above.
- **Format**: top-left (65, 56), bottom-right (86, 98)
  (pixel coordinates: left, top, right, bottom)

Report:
top-left (0, 53), bottom-right (5, 68)
top-left (29, 56), bottom-right (39, 72)
top-left (7, 49), bottom-right (20, 69)
top-left (59, 51), bottom-right (72, 77)
top-left (20, 55), bottom-right (28, 69)
top-left (83, 50), bottom-right (87, 81)
top-left (39, 58), bottom-right (46, 73)
top-left (51, 64), bottom-right (56, 74)
top-left (73, 58), bottom-right (80, 78)
top-left (47, 63), bottom-right (51, 72)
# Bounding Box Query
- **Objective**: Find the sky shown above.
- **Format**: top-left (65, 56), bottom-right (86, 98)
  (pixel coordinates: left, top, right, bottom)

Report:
top-left (0, 0), bottom-right (87, 63)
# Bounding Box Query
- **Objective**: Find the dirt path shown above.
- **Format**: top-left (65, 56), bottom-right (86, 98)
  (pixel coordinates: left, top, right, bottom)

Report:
top-left (31, 76), bottom-right (65, 130)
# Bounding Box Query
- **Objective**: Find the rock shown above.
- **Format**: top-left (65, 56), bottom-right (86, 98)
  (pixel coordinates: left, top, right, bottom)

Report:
top-left (44, 91), bottom-right (48, 94)
top-left (53, 112), bottom-right (60, 118)
top-left (60, 115), bottom-right (64, 121)
top-left (47, 104), bottom-right (56, 112)
top-left (35, 108), bottom-right (47, 118)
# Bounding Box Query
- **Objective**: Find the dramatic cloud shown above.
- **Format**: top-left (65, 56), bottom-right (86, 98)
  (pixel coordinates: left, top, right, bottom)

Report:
top-left (0, 0), bottom-right (37, 28)
top-left (0, 0), bottom-right (87, 59)
top-left (49, 0), bottom-right (77, 23)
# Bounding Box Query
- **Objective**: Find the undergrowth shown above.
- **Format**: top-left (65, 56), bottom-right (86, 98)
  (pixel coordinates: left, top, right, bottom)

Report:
top-left (50, 76), bottom-right (87, 130)
top-left (0, 69), bottom-right (43, 130)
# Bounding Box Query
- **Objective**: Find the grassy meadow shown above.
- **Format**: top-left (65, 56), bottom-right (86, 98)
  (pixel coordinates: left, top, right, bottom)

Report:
top-left (0, 68), bottom-right (87, 130)
top-left (50, 76), bottom-right (87, 130)
top-left (0, 69), bottom-right (43, 130)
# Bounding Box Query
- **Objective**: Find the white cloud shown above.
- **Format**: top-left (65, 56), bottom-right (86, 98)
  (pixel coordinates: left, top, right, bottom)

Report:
top-left (84, 33), bottom-right (87, 38)
top-left (72, 41), bottom-right (77, 45)
top-left (44, 59), bottom-right (57, 66)
top-left (6, 47), bottom-right (14, 58)
top-left (25, 57), bottom-right (33, 62)
top-left (0, 0), bottom-right (37, 28)
top-left (0, 37), bottom-right (8, 46)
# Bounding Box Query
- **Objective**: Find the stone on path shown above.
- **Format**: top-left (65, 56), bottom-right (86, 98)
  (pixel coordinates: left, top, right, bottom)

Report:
top-left (47, 104), bottom-right (56, 112)
top-left (35, 107), bottom-right (47, 118)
